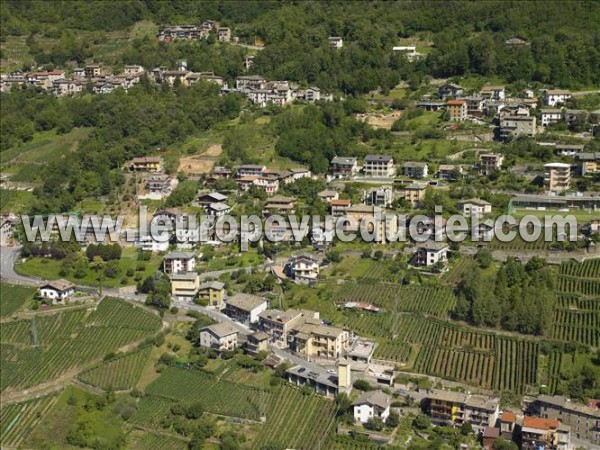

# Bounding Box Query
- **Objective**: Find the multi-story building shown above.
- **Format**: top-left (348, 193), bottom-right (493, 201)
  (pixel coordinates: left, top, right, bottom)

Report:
top-left (288, 318), bottom-right (349, 359)
top-left (480, 85), bottom-right (506, 101)
top-left (237, 164), bottom-right (267, 178)
top-left (544, 163), bottom-right (572, 192)
top-left (363, 155), bottom-right (395, 178)
top-left (576, 152), bottom-right (600, 176)
top-left (520, 417), bottom-right (570, 450)
top-left (438, 83), bottom-right (464, 100)
top-left (364, 187), bottom-right (393, 207)
top-left (286, 254), bottom-right (320, 282)
top-left (328, 36), bottom-right (343, 49)
top-left (197, 281), bottom-right (225, 309)
top-left (235, 75), bottom-right (267, 92)
top-left (353, 391), bottom-right (392, 424)
top-left (413, 241), bottom-right (449, 267)
top-left (400, 184), bottom-right (427, 208)
top-left (244, 331), bottom-right (269, 355)
top-left (258, 309), bottom-right (308, 344)
top-left (457, 198), bottom-right (492, 218)
top-left (224, 293), bottom-right (267, 325)
top-left (447, 99), bottom-right (468, 121)
top-left (543, 89), bottom-right (572, 107)
top-left (555, 144), bottom-right (585, 157)
top-left (170, 271), bottom-right (200, 300)
top-left (263, 196), bottom-right (297, 215)
top-left (541, 108), bottom-right (563, 127)
top-left (479, 153), bottom-right (504, 175)
top-left (530, 395), bottom-right (600, 445)
top-left (330, 157), bottom-right (358, 179)
top-left (163, 251), bottom-right (196, 274)
top-left (423, 389), bottom-right (500, 434)
top-left (402, 161), bottom-right (428, 179)
top-left (129, 156), bottom-right (163, 172)
top-left (199, 323), bottom-right (238, 351)
top-left (499, 115), bottom-right (536, 139)
top-left (340, 205), bottom-right (399, 242)
top-left (437, 164), bottom-right (464, 180)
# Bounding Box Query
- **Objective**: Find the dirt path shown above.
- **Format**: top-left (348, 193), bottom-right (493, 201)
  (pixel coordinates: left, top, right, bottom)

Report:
top-left (178, 144), bottom-right (223, 175)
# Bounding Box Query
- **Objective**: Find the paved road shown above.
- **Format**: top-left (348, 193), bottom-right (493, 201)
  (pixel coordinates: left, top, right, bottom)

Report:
top-left (0, 246), bottom-right (39, 285)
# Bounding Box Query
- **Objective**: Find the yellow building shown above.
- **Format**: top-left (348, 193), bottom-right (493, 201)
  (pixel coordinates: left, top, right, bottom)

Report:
top-left (198, 281), bottom-right (226, 308)
top-left (129, 156), bottom-right (164, 172)
top-left (170, 272), bottom-right (200, 300)
top-left (400, 183), bottom-right (428, 208)
top-left (289, 318), bottom-right (349, 359)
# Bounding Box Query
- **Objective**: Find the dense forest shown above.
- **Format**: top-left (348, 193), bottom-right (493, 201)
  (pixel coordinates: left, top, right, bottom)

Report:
top-left (2, 1), bottom-right (600, 90)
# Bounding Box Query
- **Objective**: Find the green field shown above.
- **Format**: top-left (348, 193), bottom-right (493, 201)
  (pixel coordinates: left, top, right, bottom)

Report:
top-left (0, 394), bottom-right (59, 449)
top-left (78, 346), bottom-right (152, 390)
top-left (0, 297), bottom-right (161, 392)
top-left (0, 282), bottom-right (35, 317)
top-left (127, 430), bottom-right (189, 450)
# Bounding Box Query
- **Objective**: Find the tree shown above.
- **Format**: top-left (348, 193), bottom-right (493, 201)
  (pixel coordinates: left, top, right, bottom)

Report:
top-left (476, 248), bottom-right (492, 268)
top-left (385, 411), bottom-right (400, 428)
top-left (185, 402), bottom-right (204, 420)
top-left (90, 256), bottom-right (105, 296)
top-left (412, 413), bottom-right (431, 430)
top-left (460, 422), bottom-right (473, 435)
top-left (365, 417), bottom-right (384, 431)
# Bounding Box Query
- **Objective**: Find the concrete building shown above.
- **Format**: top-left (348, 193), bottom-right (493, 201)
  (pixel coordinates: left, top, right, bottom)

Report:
top-left (197, 281), bottom-right (225, 309)
top-left (163, 251), bottom-right (196, 274)
top-left (353, 390), bottom-right (392, 424)
top-left (288, 319), bottom-right (349, 359)
top-left (544, 163), bottom-right (572, 192)
top-left (541, 108), bottom-right (563, 127)
top-left (363, 155), bottom-right (395, 178)
top-left (543, 89), bottom-right (572, 107)
top-left (499, 115), bottom-right (536, 139)
top-left (170, 271), bottom-right (200, 300)
top-left (286, 254), bottom-right (320, 282)
top-left (479, 153), bottom-right (504, 175)
top-left (400, 183), bottom-right (427, 208)
top-left (577, 152), bottom-right (600, 176)
top-left (364, 187), bottom-right (393, 207)
top-left (224, 293), bottom-right (267, 325)
top-left (129, 156), bottom-right (163, 172)
top-left (330, 156), bottom-right (358, 179)
top-left (328, 37), bottom-right (343, 49)
top-left (447, 99), bottom-right (468, 121)
top-left (402, 161), bottom-right (428, 179)
top-left (199, 323), bottom-right (238, 351)
top-left (521, 417), bottom-right (567, 450)
top-left (244, 331), bottom-right (269, 355)
top-left (457, 198), bottom-right (492, 217)
top-left (414, 241), bottom-right (449, 267)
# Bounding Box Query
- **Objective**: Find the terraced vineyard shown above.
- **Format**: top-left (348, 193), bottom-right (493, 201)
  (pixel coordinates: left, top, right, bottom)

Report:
top-left (129, 396), bottom-right (176, 428)
top-left (0, 283), bottom-right (35, 318)
top-left (0, 395), bottom-right (58, 448)
top-left (335, 283), bottom-right (456, 317)
top-left (346, 313), bottom-right (538, 393)
top-left (78, 346), bottom-right (152, 390)
top-left (145, 366), bottom-right (272, 420)
top-left (127, 430), bottom-right (188, 450)
top-left (254, 386), bottom-right (337, 450)
top-left (551, 295), bottom-right (599, 347)
top-left (557, 259), bottom-right (600, 296)
top-left (0, 297), bottom-right (161, 392)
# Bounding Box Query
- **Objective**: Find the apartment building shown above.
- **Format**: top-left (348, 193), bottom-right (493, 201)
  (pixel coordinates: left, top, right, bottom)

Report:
top-left (479, 153), bottom-right (504, 175)
top-left (543, 89), bottom-right (572, 107)
top-left (199, 323), bottom-right (238, 351)
top-left (400, 184), bottom-right (427, 208)
top-left (129, 156), bottom-right (163, 172)
top-left (286, 254), bottom-right (320, 282)
top-left (457, 198), bottom-right (492, 218)
top-left (163, 251), bottom-right (196, 274)
top-left (258, 309), bottom-right (312, 345)
top-left (544, 163), bottom-right (572, 192)
top-left (499, 115), bottom-right (536, 139)
top-left (288, 317), bottom-right (350, 359)
top-left (330, 156), bottom-right (358, 179)
top-left (170, 271), bottom-right (200, 300)
top-left (447, 99), bottom-right (468, 121)
top-left (197, 281), bottom-right (225, 309)
top-left (402, 161), bottom-right (428, 179)
top-left (363, 155), bottom-right (395, 178)
top-left (224, 293), bottom-right (267, 325)
top-left (541, 108), bottom-right (563, 127)
top-left (521, 417), bottom-right (571, 450)
top-left (413, 241), bottom-right (449, 267)
top-left (364, 187), bottom-right (393, 207)
top-left (577, 152), bottom-right (600, 176)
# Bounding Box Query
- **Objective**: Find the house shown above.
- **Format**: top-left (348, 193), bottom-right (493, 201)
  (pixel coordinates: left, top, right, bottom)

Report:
top-left (499, 115), bottom-right (536, 139)
top-left (236, 75), bottom-right (266, 92)
top-left (392, 46), bottom-right (420, 61)
top-left (523, 88), bottom-right (535, 98)
top-left (364, 187), bottom-right (393, 207)
top-left (146, 174), bottom-right (173, 193)
top-left (305, 87), bottom-right (321, 102)
top-left (136, 235), bottom-right (169, 252)
top-left (39, 279), bottom-right (75, 303)
top-left (363, 155), bottom-right (395, 178)
top-left (318, 190), bottom-right (339, 203)
top-left (479, 153), bottom-right (504, 175)
top-left (530, 394), bottom-right (600, 446)
top-left (576, 152), bottom-right (600, 176)
top-left (170, 271), bottom-right (200, 300)
top-left (199, 323), bottom-right (238, 351)
top-left (224, 293), bottom-right (267, 325)
top-left (237, 165), bottom-right (267, 178)
top-left (286, 364), bottom-right (340, 398)
top-left (244, 331), bottom-right (269, 355)
top-left (330, 199), bottom-right (352, 216)
top-left (129, 156), bottom-right (163, 173)
top-left (500, 411), bottom-right (516, 440)
top-left (555, 144), bottom-right (584, 157)
top-left (353, 390), bottom-right (392, 424)
top-left (197, 192), bottom-right (228, 206)
top-left (457, 198), bottom-right (492, 217)
top-left (217, 27), bottom-right (231, 42)
top-left (414, 241), bottom-right (449, 267)
top-left (163, 252), bottom-right (195, 274)
top-left (197, 281), bottom-right (225, 309)
top-left (437, 164), bottom-right (463, 181)
top-left (84, 65), bottom-right (101, 77)
top-left (482, 427), bottom-right (500, 450)
top-left (472, 222), bottom-right (495, 241)
top-left (211, 166), bottom-right (233, 179)
top-left (462, 95), bottom-right (485, 116)
top-left (252, 175), bottom-right (279, 195)
top-left (347, 338), bottom-right (376, 364)
top-left (438, 83), bottom-right (464, 100)
top-left (400, 184), bottom-right (427, 208)
top-left (480, 86), bottom-right (506, 101)
top-left (263, 196), bottom-right (297, 215)
top-left (447, 99), bottom-right (468, 121)
top-left (339, 204), bottom-right (399, 242)
top-left (402, 161), bottom-right (428, 179)
top-left (288, 319), bottom-right (349, 359)
top-left (286, 168), bottom-right (312, 183)
top-left (244, 55), bottom-right (255, 71)
top-left (521, 417), bottom-right (563, 450)
top-left (543, 89), bottom-right (572, 107)
top-left (330, 157), bottom-right (358, 179)
top-left (286, 254), bottom-right (319, 281)
top-left (416, 100), bottom-right (446, 112)
top-left (51, 79), bottom-right (83, 96)
top-left (328, 37), bottom-right (343, 49)
top-left (123, 65), bottom-right (144, 75)
top-left (544, 163), bottom-right (571, 192)
top-left (311, 226), bottom-right (335, 251)
top-left (206, 202), bottom-right (231, 217)
top-left (423, 389), bottom-right (500, 434)
top-left (541, 108), bottom-right (563, 127)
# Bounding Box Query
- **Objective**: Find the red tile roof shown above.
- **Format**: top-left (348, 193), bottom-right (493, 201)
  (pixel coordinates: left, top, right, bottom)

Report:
top-left (522, 417), bottom-right (559, 430)
top-left (331, 199), bottom-right (351, 206)
top-left (501, 411), bottom-right (516, 423)
top-left (447, 100), bottom-right (466, 106)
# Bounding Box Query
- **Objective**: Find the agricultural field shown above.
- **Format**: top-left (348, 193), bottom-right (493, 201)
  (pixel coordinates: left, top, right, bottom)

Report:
top-left (144, 366), bottom-right (272, 420)
top-left (0, 282), bottom-right (35, 318)
top-left (127, 430), bottom-right (189, 450)
top-left (128, 396), bottom-right (176, 428)
top-left (557, 258), bottom-right (600, 297)
top-left (78, 346), bottom-right (152, 390)
top-left (0, 297), bottom-right (161, 393)
top-left (551, 295), bottom-right (599, 348)
top-left (0, 394), bottom-right (58, 448)
top-left (253, 386), bottom-right (337, 450)
top-left (334, 283), bottom-right (456, 318)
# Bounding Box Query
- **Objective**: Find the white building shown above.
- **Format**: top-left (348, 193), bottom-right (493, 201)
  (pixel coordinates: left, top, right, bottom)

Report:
top-left (363, 155), bottom-right (395, 178)
top-left (39, 279), bottom-right (75, 303)
top-left (414, 241), bottom-right (449, 267)
top-left (328, 37), bottom-right (343, 49)
top-left (163, 251), bottom-right (196, 274)
top-left (224, 293), bottom-right (268, 325)
top-left (457, 198), bottom-right (492, 218)
top-left (287, 254), bottom-right (319, 282)
top-left (199, 323), bottom-right (238, 351)
top-left (353, 390), bottom-right (392, 424)
top-left (136, 235), bottom-right (169, 252)
top-left (540, 108), bottom-right (563, 127)
top-left (402, 161), bottom-right (428, 179)
top-left (543, 89), bottom-right (572, 107)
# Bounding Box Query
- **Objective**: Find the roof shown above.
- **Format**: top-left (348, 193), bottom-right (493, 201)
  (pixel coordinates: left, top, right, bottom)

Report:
top-left (331, 199), bottom-right (351, 207)
top-left (544, 89), bottom-right (572, 95)
top-left (419, 241), bottom-right (449, 251)
top-left (249, 331), bottom-right (269, 341)
top-left (331, 156), bottom-right (357, 165)
top-left (170, 271), bottom-right (199, 281)
top-left (403, 161), bottom-right (427, 168)
top-left (259, 309), bottom-right (302, 324)
top-left (131, 156), bottom-right (162, 163)
top-left (203, 322), bottom-right (238, 338)
top-left (318, 190), bottom-right (338, 197)
top-left (458, 198), bottom-right (491, 206)
top-left (288, 254), bottom-right (318, 264)
top-left (40, 279), bottom-right (75, 291)
top-left (164, 251), bottom-right (195, 260)
top-left (364, 154), bottom-right (393, 163)
top-left (225, 293), bottom-right (266, 312)
top-left (536, 394), bottom-right (600, 417)
top-left (199, 281), bottom-right (225, 291)
top-left (199, 192), bottom-right (228, 202)
top-left (483, 427), bottom-right (500, 438)
top-left (286, 365), bottom-right (338, 389)
top-left (481, 85), bottom-right (505, 91)
top-left (501, 411), bottom-right (517, 423)
top-left (522, 416), bottom-right (559, 430)
top-left (544, 162), bottom-right (570, 169)
top-left (208, 202), bottom-right (231, 212)
top-left (265, 196), bottom-right (296, 204)
top-left (446, 100), bottom-right (466, 106)
top-left (353, 390), bottom-right (391, 409)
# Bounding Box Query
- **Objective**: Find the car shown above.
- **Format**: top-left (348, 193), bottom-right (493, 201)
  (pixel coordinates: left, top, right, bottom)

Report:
top-left (327, 369), bottom-right (336, 374)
